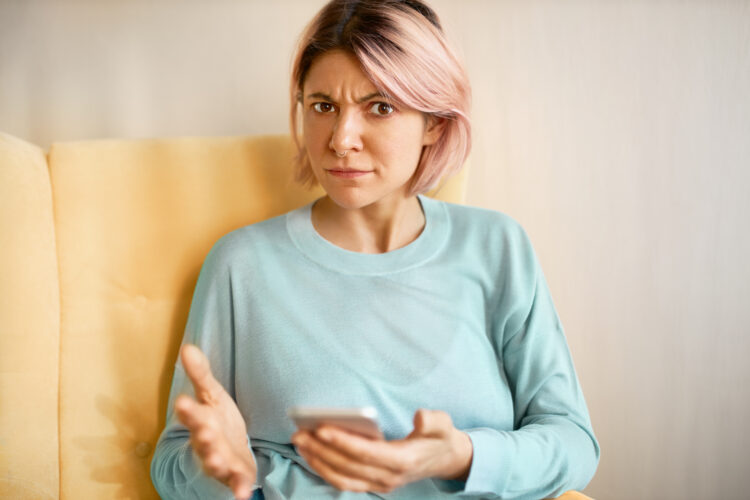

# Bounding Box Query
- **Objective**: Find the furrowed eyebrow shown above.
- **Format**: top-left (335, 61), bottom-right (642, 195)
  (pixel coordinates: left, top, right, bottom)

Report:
top-left (356, 92), bottom-right (387, 103)
top-left (305, 91), bottom-right (389, 104)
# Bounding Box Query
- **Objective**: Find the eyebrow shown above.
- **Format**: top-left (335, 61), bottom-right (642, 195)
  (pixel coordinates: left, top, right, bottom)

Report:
top-left (305, 91), bottom-right (387, 104)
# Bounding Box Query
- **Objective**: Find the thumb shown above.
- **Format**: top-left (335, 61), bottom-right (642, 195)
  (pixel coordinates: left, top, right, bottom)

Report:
top-left (412, 409), bottom-right (453, 438)
top-left (181, 343), bottom-right (221, 404)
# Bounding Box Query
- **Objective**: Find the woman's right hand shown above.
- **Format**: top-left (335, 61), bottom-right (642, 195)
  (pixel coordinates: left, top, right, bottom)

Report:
top-left (175, 343), bottom-right (258, 500)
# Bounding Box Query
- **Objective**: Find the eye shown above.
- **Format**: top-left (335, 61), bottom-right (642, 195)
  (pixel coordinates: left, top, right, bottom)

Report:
top-left (312, 102), bottom-right (335, 113)
top-left (369, 102), bottom-right (394, 116)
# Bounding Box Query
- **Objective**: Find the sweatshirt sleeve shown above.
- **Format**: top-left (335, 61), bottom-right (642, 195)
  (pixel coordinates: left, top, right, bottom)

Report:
top-left (460, 225), bottom-right (600, 499)
top-left (150, 237), bottom-right (254, 499)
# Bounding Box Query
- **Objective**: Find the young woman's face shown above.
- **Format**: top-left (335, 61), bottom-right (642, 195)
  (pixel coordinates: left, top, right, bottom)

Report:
top-left (301, 50), bottom-right (440, 210)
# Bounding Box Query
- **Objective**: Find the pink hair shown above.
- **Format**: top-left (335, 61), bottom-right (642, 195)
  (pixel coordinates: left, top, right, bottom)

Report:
top-left (289, 0), bottom-right (471, 196)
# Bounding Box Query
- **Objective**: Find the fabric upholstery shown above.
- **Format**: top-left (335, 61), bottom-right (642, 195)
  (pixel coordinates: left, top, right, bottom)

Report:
top-left (557, 493), bottom-right (593, 500)
top-left (0, 132), bottom-right (60, 500)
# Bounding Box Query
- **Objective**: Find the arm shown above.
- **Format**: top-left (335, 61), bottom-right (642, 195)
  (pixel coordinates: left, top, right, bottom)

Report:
top-left (461, 228), bottom-right (600, 499)
top-left (150, 239), bottom-right (256, 499)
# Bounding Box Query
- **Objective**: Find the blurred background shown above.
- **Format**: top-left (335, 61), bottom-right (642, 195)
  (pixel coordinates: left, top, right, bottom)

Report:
top-left (2, 0), bottom-right (749, 498)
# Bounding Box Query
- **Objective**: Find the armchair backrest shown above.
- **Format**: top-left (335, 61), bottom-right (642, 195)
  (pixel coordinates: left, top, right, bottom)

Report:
top-left (0, 133), bottom-right (468, 499)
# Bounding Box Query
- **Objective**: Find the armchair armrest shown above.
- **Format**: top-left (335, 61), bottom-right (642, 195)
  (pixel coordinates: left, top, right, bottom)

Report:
top-left (552, 491), bottom-right (594, 500)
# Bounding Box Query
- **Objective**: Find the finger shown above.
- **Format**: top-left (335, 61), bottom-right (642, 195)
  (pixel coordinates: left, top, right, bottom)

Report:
top-left (228, 466), bottom-right (256, 500)
top-left (175, 397), bottom-right (222, 451)
top-left (195, 426), bottom-right (237, 465)
top-left (315, 425), bottom-right (402, 472)
top-left (291, 429), bottom-right (309, 441)
top-left (293, 432), bottom-right (401, 490)
top-left (175, 394), bottom-right (216, 433)
top-left (175, 394), bottom-right (206, 430)
top-left (316, 423), bottom-right (458, 479)
top-left (412, 409), bottom-right (453, 437)
top-left (309, 427), bottom-right (405, 474)
top-left (201, 435), bottom-right (255, 490)
top-left (299, 445), bottom-right (373, 493)
top-left (202, 449), bottom-right (231, 478)
top-left (195, 428), bottom-right (246, 483)
top-left (181, 344), bottom-right (222, 405)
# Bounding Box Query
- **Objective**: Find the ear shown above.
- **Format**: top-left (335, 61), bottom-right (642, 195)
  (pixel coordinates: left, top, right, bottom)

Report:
top-left (422, 115), bottom-right (447, 146)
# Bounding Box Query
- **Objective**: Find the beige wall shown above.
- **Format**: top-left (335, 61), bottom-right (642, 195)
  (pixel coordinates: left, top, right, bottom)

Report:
top-left (2, 1), bottom-right (749, 498)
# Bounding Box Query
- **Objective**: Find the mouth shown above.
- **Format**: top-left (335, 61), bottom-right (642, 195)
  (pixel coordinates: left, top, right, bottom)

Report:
top-left (326, 168), bottom-right (372, 178)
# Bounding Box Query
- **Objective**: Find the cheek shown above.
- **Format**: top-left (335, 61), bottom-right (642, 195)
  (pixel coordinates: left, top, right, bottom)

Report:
top-left (375, 126), bottom-right (425, 165)
top-left (386, 117), bottom-right (427, 150)
top-left (302, 115), bottom-right (330, 155)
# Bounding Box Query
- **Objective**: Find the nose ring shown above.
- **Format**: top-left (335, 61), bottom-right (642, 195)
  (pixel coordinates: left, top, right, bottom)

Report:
top-left (329, 139), bottom-right (347, 158)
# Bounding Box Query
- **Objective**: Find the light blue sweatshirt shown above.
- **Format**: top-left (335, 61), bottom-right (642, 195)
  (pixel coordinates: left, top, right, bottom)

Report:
top-left (151, 194), bottom-right (600, 499)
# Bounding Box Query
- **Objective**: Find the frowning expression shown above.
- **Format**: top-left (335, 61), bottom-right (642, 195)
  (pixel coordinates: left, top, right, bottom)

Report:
top-left (302, 50), bottom-right (441, 210)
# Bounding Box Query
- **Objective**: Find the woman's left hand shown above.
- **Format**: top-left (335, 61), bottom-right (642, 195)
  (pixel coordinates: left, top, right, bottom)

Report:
top-left (291, 409), bottom-right (473, 494)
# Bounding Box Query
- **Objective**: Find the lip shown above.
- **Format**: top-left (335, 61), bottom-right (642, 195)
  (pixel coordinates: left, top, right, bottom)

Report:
top-left (326, 168), bottom-right (372, 178)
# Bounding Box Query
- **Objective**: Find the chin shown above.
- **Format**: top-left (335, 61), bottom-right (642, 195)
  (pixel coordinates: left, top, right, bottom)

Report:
top-left (324, 189), bottom-right (375, 210)
top-left (313, 170), bottom-right (412, 210)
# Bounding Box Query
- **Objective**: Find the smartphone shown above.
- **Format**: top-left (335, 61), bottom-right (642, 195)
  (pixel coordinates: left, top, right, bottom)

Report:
top-left (287, 406), bottom-right (383, 440)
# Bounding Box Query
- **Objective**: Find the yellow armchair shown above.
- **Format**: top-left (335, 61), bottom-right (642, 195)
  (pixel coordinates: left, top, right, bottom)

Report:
top-left (0, 131), bottom-right (589, 500)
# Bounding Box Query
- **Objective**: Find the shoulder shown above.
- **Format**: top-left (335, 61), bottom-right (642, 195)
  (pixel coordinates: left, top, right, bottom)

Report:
top-left (429, 198), bottom-right (541, 290)
top-left (201, 207), bottom-right (297, 270)
top-left (436, 199), bottom-right (534, 253)
top-left (439, 199), bottom-right (519, 227)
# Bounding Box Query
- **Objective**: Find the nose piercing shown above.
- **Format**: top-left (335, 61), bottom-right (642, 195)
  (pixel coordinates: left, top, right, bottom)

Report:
top-left (329, 139), bottom-right (347, 158)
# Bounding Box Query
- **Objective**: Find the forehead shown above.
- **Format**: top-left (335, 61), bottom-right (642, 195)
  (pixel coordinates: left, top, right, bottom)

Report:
top-left (303, 50), bottom-right (379, 97)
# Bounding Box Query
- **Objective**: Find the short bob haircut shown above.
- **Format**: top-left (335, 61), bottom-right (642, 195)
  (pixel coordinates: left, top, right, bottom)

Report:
top-left (289, 0), bottom-right (472, 196)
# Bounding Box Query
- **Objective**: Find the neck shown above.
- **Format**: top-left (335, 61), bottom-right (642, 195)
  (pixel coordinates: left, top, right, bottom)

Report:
top-left (311, 195), bottom-right (425, 254)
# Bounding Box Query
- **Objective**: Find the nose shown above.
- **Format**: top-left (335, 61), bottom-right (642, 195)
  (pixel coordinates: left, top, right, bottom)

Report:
top-left (330, 108), bottom-right (363, 155)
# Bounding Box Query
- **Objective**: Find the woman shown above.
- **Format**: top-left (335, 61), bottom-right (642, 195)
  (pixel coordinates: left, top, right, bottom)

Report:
top-left (151, 1), bottom-right (600, 499)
